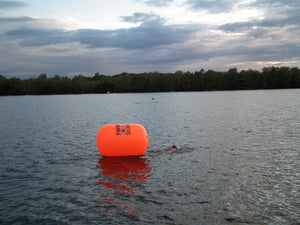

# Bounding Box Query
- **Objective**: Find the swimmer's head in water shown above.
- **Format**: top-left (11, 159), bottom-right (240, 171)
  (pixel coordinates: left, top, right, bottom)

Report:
top-left (163, 145), bottom-right (180, 151)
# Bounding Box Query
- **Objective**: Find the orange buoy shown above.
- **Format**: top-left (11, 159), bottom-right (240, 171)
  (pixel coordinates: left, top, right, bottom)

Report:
top-left (97, 124), bottom-right (148, 157)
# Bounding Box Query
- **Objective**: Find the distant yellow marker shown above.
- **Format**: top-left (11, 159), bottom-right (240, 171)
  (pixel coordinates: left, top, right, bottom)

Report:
top-left (107, 91), bottom-right (111, 94)
top-left (152, 97), bottom-right (155, 100)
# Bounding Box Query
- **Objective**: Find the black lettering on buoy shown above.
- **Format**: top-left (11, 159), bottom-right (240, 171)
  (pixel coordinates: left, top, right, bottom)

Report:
top-left (116, 124), bottom-right (121, 135)
top-left (116, 124), bottom-right (131, 135)
top-left (125, 125), bottom-right (131, 135)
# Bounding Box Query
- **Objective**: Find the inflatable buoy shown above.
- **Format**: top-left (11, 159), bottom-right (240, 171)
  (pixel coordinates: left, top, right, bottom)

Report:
top-left (152, 97), bottom-right (155, 100)
top-left (97, 124), bottom-right (148, 157)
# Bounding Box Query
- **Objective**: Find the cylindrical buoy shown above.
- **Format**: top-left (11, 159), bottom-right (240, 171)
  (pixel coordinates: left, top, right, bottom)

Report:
top-left (97, 124), bottom-right (148, 157)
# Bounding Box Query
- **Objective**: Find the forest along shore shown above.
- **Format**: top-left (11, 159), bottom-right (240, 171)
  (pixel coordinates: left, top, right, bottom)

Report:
top-left (1, 66), bottom-right (300, 95)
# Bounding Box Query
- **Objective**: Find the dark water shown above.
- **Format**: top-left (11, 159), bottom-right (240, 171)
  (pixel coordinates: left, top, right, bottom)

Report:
top-left (0, 90), bottom-right (299, 224)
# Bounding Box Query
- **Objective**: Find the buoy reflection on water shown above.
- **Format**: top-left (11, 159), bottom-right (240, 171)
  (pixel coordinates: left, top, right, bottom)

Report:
top-left (96, 156), bottom-right (152, 217)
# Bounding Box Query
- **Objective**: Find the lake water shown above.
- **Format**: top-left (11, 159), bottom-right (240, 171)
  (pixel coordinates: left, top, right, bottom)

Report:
top-left (0, 90), bottom-right (299, 224)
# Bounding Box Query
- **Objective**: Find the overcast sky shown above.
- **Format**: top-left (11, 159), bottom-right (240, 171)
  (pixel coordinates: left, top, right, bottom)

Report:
top-left (0, 0), bottom-right (299, 77)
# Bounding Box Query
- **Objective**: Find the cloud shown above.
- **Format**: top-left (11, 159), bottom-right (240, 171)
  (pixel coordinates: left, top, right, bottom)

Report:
top-left (121, 12), bottom-right (162, 23)
top-left (137, 0), bottom-right (175, 7)
top-left (145, 0), bottom-right (174, 7)
top-left (249, 0), bottom-right (300, 21)
top-left (5, 27), bottom-right (75, 46)
top-left (214, 0), bottom-right (300, 48)
top-left (186, 0), bottom-right (236, 13)
top-left (0, 40), bottom-right (118, 76)
top-left (75, 20), bottom-right (196, 49)
top-left (1, 0), bottom-right (300, 76)
top-left (0, 16), bottom-right (36, 23)
top-left (250, 0), bottom-right (300, 8)
top-left (0, 0), bottom-right (27, 10)
top-left (5, 13), bottom-right (197, 49)
top-left (217, 17), bottom-right (298, 33)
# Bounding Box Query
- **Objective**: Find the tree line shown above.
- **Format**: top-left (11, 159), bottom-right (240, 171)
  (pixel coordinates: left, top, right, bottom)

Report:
top-left (0, 66), bottom-right (299, 95)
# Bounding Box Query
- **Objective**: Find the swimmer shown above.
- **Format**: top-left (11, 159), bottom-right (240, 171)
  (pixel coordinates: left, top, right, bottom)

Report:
top-left (163, 145), bottom-right (179, 151)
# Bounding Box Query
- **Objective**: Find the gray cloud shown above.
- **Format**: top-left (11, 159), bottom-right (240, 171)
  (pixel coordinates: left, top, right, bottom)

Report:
top-left (137, 0), bottom-right (174, 7)
top-left (1, 0), bottom-right (300, 76)
top-left (186, 0), bottom-right (236, 13)
top-left (218, 16), bottom-right (298, 33)
top-left (5, 13), bottom-right (197, 49)
top-left (5, 28), bottom-right (74, 46)
top-left (0, 0), bottom-right (27, 10)
top-left (75, 20), bottom-right (196, 49)
top-left (249, 0), bottom-right (300, 22)
top-left (0, 16), bottom-right (36, 23)
top-left (250, 0), bottom-right (300, 8)
top-left (217, 0), bottom-right (300, 41)
top-left (0, 47), bottom-right (105, 76)
top-left (122, 12), bottom-right (162, 23)
top-left (145, 0), bottom-right (174, 7)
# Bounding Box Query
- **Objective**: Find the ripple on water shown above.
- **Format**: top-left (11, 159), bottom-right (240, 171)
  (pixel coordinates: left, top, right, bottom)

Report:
top-left (1, 90), bottom-right (299, 224)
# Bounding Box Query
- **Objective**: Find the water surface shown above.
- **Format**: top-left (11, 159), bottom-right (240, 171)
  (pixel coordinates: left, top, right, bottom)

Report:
top-left (0, 89), bottom-right (299, 224)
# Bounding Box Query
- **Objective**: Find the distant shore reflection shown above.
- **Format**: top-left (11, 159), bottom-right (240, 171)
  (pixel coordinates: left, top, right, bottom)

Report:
top-left (96, 156), bottom-right (152, 217)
